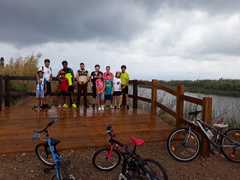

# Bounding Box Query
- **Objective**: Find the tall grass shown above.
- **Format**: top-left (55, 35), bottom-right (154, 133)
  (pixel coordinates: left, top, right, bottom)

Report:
top-left (0, 55), bottom-right (38, 76)
top-left (0, 56), bottom-right (39, 104)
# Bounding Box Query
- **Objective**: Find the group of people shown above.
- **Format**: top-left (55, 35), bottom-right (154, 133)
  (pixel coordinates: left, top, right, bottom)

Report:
top-left (36, 59), bottom-right (130, 111)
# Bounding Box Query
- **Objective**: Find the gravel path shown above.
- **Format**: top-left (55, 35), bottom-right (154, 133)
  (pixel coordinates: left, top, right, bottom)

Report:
top-left (0, 142), bottom-right (239, 180)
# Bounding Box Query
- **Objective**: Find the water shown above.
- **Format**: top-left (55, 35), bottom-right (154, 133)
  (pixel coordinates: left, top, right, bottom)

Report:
top-left (129, 86), bottom-right (240, 127)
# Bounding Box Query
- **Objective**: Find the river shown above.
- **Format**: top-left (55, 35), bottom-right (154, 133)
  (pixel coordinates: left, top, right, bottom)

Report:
top-left (129, 86), bottom-right (240, 127)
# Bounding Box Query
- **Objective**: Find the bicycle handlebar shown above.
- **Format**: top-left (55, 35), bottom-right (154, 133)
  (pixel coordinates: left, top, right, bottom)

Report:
top-left (34, 118), bottom-right (58, 134)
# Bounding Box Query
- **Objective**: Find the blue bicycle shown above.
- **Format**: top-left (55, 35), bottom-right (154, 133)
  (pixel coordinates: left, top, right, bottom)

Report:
top-left (33, 119), bottom-right (63, 180)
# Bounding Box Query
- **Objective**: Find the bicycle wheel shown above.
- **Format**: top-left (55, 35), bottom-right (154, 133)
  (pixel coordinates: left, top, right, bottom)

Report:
top-left (51, 173), bottom-right (63, 180)
top-left (221, 128), bottom-right (240, 163)
top-left (35, 143), bottom-right (55, 167)
top-left (122, 159), bottom-right (168, 180)
top-left (92, 147), bottom-right (121, 171)
top-left (143, 159), bottom-right (168, 180)
top-left (167, 128), bottom-right (201, 162)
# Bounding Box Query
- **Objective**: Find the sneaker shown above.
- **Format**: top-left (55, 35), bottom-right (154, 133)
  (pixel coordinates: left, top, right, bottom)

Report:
top-left (98, 107), bottom-right (101, 111)
top-left (63, 104), bottom-right (68, 108)
top-left (72, 103), bottom-right (77, 109)
top-left (101, 105), bottom-right (105, 110)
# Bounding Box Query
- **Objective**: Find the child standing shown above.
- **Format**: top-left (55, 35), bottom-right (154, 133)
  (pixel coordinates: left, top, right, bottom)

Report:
top-left (36, 69), bottom-right (45, 109)
top-left (113, 72), bottom-right (122, 109)
top-left (96, 72), bottom-right (105, 111)
top-left (103, 66), bottom-right (114, 109)
top-left (58, 70), bottom-right (69, 108)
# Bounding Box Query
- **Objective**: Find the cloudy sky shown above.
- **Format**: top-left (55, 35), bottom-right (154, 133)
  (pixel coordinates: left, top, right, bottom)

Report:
top-left (0, 0), bottom-right (240, 80)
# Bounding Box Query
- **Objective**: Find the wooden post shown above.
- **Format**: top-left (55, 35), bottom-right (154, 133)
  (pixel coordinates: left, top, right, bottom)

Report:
top-left (151, 79), bottom-right (158, 115)
top-left (201, 97), bottom-right (213, 157)
top-left (4, 76), bottom-right (10, 107)
top-left (176, 84), bottom-right (184, 128)
top-left (132, 80), bottom-right (138, 109)
top-left (0, 76), bottom-right (3, 111)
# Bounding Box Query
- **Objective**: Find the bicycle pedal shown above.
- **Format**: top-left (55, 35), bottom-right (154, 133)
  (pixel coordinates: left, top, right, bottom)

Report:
top-left (118, 173), bottom-right (127, 180)
top-left (68, 174), bottom-right (76, 180)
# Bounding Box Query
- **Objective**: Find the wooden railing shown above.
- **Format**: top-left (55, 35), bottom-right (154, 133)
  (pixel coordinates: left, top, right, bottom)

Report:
top-left (0, 76), bottom-right (212, 155)
top-left (128, 79), bottom-right (212, 156)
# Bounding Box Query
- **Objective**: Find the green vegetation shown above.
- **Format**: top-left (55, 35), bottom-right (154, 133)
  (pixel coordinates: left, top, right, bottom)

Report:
top-left (159, 79), bottom-right (240, 97)
top-left (0, 55), bottom-right (38, 76)
top-left (0, 56), bottom-right (39, 104)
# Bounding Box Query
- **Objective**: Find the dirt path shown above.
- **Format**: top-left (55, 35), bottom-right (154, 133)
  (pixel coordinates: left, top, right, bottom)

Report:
top-left (0, 142), bottom-right (239, 180)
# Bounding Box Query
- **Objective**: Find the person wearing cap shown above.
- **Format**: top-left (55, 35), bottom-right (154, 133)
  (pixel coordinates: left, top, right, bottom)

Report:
top-left (76, 62), bottom-right (89, 108)
top-left (35, 68), bottom-right (45, 109)
top-left (120, 65), bottom-right (130, 109)
top-left (57, 60), bottom-right (77, 108)
top-left (90, 64), bottom-right (103, 109)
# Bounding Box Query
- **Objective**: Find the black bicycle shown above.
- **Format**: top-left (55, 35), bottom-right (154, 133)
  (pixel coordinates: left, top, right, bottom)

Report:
top-left (167, 110), bottom-right (240, 162)
top-left (92, 125), bottom-right (168, 180)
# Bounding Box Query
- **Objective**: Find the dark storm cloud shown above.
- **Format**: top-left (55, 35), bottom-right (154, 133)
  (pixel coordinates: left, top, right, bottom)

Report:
top-left (0, 0), bottom-right (239, 46)
top-left (0, 0), bottom-right (153, 46)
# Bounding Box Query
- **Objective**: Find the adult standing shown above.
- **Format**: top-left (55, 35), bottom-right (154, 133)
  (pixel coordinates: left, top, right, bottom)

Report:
top-left (57, 60), bottom-right (77, 108)
top-left (90, 64), bottom-right (102, 109)
top-left (120, 65), bottom-right (130, 109)
top-left (76, 62), bottom-right (89, 108)
top-left (42, 59), bottom-right (52, 108)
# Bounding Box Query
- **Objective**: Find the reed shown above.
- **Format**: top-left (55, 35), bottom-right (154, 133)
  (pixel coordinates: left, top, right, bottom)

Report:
top-left (0, 55), bottom-right (39, 104)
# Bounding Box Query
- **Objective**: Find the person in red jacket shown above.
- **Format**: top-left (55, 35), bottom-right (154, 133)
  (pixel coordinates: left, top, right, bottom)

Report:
top-left (58, 70), bottom-right (69, 108)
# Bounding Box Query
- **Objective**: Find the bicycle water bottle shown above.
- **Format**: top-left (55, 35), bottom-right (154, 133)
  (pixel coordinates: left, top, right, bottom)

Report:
top-left (206, 128), bottom-right (214, 140)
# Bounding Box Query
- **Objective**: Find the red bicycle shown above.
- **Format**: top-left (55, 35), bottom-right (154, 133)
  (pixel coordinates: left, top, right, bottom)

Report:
top-left (92, 125), bottom-right (168, 180)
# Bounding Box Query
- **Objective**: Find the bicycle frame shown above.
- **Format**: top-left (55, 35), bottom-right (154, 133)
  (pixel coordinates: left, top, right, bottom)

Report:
top-left (187, 117), bottom-right (240, 150)
top-left (106, 127), bottom-right (153, 179)
top-left (47, 138), bottom-right (62, 180)
top-left (33, 120), bottom-right (62, 180)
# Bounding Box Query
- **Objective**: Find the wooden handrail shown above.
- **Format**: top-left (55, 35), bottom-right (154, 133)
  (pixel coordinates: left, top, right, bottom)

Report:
top-left (183, 95), bottom-right (203, 105)
top-left (157, 102), bottom-right (176, 118)
top-left (0, 75), bottom-right (213, 157)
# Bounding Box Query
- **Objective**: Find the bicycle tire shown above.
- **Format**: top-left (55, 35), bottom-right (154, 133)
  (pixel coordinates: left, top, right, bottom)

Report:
top-left (221, 128), bottom-right (240, 163)
top-left (92, 147), bottom-right (121, 171)
top-left (35, 142), bottom-right (55, 167)
top-left (167, 128), bottom-right (201, 162)
top-left (143, 159), bottom-right (168, 180)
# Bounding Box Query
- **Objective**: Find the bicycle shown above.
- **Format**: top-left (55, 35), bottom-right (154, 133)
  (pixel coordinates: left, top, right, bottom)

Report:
top-left (167, 110), bottom-right (240, 162)
top-left (33, 119), bottom-right (64, 180)
top-left (92, 125), bottom-right (168, 180)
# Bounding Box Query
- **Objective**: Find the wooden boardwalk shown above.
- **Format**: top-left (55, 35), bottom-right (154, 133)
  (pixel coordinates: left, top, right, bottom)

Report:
top-left (0, 97), bottom-right (172, 154)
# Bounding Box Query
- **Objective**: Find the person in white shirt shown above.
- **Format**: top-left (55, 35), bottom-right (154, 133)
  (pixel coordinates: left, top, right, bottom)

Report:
top-left (42, 59), bottom-right (52, 108)
top-left (113, 72), bottom-right (122, 109)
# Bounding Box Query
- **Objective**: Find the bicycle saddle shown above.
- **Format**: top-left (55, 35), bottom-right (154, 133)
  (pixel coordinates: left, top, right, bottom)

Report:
top-left (130, 137), bottom-right (145, 146)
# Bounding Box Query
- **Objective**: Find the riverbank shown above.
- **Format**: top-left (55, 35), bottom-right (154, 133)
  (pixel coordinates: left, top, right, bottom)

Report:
top-left (0, 142), bottom-right (239, 180)
top-left (161, 79), bottom-right (240, 97)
